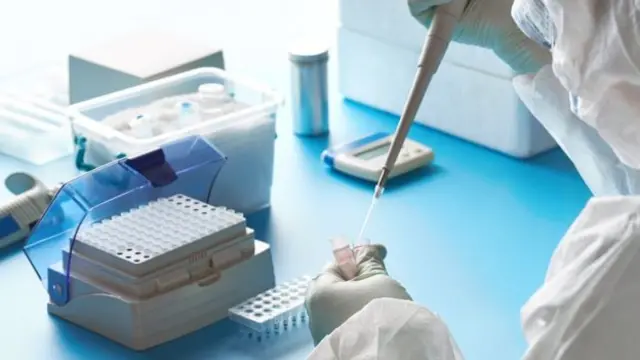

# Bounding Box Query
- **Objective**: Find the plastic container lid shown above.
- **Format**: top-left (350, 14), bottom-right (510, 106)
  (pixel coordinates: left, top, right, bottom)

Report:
top-left (24, 135), bottom-right (227, 305)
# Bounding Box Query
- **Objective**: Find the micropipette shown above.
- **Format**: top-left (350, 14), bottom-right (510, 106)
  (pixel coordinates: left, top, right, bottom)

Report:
top-left (374, 0), bottom-right (466, 199)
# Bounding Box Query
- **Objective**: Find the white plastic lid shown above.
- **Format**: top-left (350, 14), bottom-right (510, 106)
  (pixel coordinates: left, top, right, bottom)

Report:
top-left (288, 42), bottom-right (330, 63)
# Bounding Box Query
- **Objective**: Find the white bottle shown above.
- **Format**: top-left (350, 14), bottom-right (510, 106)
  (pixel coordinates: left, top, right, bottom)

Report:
top-left (197, 83), bottom-right (228, 118)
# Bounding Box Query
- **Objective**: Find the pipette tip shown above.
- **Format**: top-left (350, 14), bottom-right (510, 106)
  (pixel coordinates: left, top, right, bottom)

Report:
top-left (373, 185), bottom-right (384, 199)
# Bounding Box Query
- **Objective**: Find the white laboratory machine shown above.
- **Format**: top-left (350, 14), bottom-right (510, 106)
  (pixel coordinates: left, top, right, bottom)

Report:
top-left (322, 132), bottom-right (434, 182)
top-left (24, 136), bottom-right (276, 350)
top-left (337, 0), bottom-right (557, 158)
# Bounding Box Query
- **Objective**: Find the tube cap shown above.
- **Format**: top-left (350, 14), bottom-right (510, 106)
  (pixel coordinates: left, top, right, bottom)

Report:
top-left (288, 42), bottom-right (329, 64)
top-left (330, 237), bottom-right (350, 250)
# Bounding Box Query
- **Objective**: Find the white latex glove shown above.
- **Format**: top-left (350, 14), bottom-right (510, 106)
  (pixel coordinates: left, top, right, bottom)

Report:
top-left (408, 0), bottom-right (551, 74)
top-left (304, 244), bottom-right (412, 345)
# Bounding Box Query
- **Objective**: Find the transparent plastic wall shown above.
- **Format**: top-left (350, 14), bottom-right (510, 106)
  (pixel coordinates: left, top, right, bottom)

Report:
top-left (23, 135), bottom-right (227, 305)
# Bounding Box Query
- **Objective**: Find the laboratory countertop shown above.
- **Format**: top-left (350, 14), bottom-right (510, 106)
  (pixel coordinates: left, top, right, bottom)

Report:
top-left (0, 11), bottom-right (592, 360)
top-left (0, 100), bottom-right (592, 360)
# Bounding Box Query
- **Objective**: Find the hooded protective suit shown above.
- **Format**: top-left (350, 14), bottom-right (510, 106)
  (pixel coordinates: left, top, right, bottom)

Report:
top-left (307, 0), bottom-right (640, 358)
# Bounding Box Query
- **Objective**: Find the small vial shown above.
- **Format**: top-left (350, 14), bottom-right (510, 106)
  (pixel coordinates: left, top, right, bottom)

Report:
top-left (198, 83), bottom-right (227, 118)
top-left (330, 237), bottom-right (358, 280)
top-left (198, 83), bottom-right (226, 104)
top-left (176, 101), bottom-right (200, 127)
top-left (128, 114), bottom-right (154, 138)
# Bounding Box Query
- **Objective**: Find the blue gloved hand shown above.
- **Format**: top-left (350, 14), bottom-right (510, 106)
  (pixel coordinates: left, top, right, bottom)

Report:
top-left (304, 244), bottom-right (412, 345)
top-left (408, 0), bottom-right (551, 74)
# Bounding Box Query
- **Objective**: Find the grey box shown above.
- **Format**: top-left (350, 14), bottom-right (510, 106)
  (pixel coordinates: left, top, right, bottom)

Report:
top-left (69, 30), bottom-right (224, 104)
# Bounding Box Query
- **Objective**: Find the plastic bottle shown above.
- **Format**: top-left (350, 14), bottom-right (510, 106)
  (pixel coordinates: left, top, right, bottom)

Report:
top-left (198, 83), bottom-right (228, 118)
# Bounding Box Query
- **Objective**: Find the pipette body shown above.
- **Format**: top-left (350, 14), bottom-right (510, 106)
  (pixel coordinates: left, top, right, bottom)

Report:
top-left (374, 0), bottom-right (466, 198)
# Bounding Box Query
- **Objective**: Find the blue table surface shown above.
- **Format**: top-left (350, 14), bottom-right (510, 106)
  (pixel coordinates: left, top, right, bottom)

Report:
top-left (0, 31), bottom-right (592, 360)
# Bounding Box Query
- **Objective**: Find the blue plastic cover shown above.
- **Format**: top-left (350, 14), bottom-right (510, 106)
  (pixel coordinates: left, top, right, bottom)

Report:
top-left (23, 135), bottom-right (227, 303)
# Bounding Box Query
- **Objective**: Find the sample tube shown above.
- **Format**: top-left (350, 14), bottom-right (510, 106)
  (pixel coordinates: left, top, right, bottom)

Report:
top-left (330, 237), bottom-right (357, 280)
top-left (177, 101), bottom-right (200, 127)
top-left (128, 114), bottom-right (154, 138)
top-left (288, 44), bottom-right (329, 136)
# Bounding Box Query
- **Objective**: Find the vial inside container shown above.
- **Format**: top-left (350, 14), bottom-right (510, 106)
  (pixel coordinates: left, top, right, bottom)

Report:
top-left (129, 114), bottom-right (154, 138)
top-left (177, 101), bottom-right (200, 127)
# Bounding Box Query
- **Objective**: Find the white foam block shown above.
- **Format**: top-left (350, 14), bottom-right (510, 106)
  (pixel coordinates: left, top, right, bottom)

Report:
top-left (337, 27), bottom-right (556, 158)
top-left (338, 0), bottom-right (512, 77)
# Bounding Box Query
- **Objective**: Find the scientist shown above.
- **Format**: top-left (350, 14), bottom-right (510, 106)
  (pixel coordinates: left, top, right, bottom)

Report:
top-left (305, 0), bottom-right (640, 358)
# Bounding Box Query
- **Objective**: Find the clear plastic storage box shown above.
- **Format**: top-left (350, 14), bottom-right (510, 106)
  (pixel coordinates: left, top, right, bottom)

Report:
top-left (0, 63), bottom-right (73, 165)
top-left (68, 67), bottom-right (284, 215)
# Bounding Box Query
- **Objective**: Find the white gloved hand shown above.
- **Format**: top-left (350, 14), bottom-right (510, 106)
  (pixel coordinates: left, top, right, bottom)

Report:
top-left (408, 0), bottom-right (551, 74)
top-left (304, 244), bottom-right (412, 345)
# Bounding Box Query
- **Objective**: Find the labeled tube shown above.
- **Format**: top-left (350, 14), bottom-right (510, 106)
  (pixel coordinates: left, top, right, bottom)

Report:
top-left (330, 237), bottom-right (357, 280)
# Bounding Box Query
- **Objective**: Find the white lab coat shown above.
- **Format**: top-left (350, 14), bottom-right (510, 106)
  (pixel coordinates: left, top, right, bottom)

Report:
top-left (310, 0), bottom-right (640, 358)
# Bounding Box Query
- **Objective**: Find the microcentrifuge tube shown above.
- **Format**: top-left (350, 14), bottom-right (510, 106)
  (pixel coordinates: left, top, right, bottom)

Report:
top-left (177, 101), bottom-right (200, 127)
top-left (330, 237), bottom-right (358, 280)
top-left (129, 114), bottom-right (154, 138)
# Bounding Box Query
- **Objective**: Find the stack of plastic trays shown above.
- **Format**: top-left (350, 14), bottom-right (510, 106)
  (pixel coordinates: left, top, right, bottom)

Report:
top-left (0, 62), bottom-right (69, 107)
top-left (228, 275), bottom-right (312, 343)
top-left (0, 94), bottom-right (73, 165)
top-left (0, 63), bottom-right (72, 165)
top-left (63, 194), bottom-right (256, 299)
